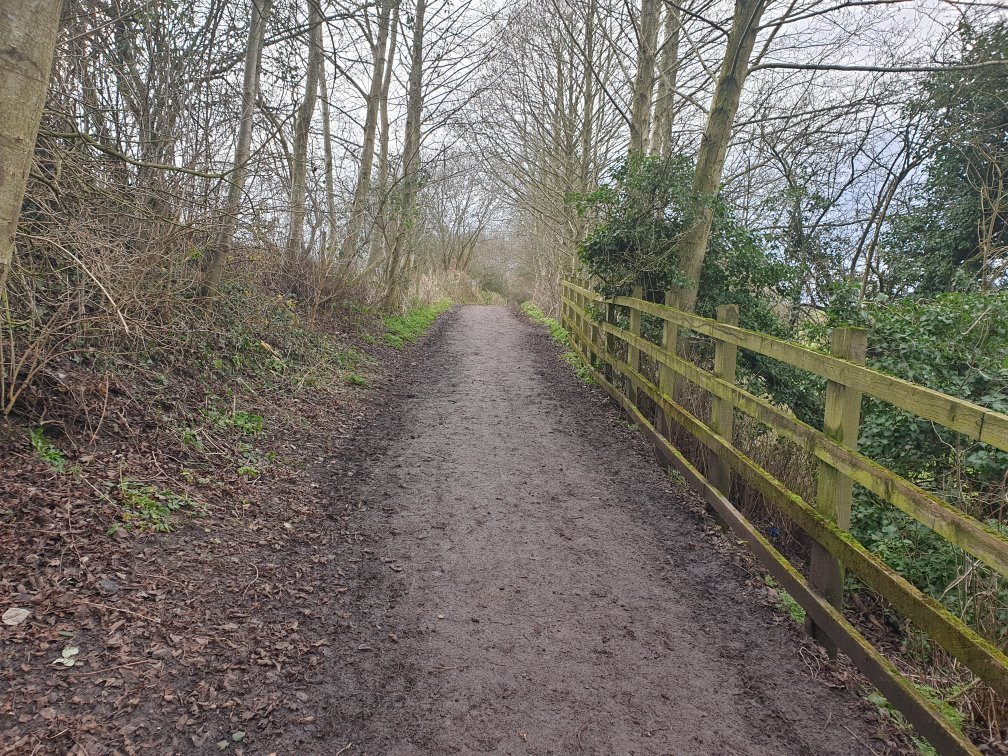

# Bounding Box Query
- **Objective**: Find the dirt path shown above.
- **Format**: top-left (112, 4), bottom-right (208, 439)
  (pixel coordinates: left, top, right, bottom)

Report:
top-left (306, 304), bottom-right (881, 755)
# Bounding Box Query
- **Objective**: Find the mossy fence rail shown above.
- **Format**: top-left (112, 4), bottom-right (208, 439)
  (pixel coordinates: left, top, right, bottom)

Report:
top-left (560, 276), bottom-right (1008, 755)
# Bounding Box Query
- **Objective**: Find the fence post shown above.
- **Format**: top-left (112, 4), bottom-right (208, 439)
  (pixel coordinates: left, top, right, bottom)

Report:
top-left (806, 325), bottom-right (868, 655)
top-left (589, 280), bottom-right (601, 371)
top-left (604, 297), bottom-right (617, 384)
top-left (657, 290), bottom-right (679, 437)
top-left (561, 278), bottom-right (569, 329)
top-left (627, 286), bottom-right (643, 405)
top-left (709, 305), bottom-right (739, 496)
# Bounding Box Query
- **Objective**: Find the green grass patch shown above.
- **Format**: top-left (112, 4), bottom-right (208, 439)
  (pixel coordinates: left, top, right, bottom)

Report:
top-left (116, 480), bottom-right (204, 533)
top-left (520, 301), bottom-right (593, 385)
top-left (204, 405), bottom-right (264, 436)
top-left (763, 575), bottom-right (806, 624)
top-left (383, 299), bottom-right (452, 348)
top-left (29, 428), bottom-right (66, 472)
top-left (863, 683), bottom-right (966, 755)
top-left (519, 301), bottom-right (571, 346)
top-left (344, 372), bottom-right (370, 387)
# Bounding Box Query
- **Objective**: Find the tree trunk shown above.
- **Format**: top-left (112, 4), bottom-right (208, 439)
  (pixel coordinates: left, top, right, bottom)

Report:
top-left (0, 0), bottom-right (63, 298)
top-left (650, 2), bottom-right (681, 158)
top-left (200, 0), bottom-right (273, 296)
top-left (365, 0), bottom-right (400, 271)
top-left (285, 0), bottom-right (324, 268)
top-left (628, 0), bottom-right (660, 155)
top-left (677, 0), bottom-right (767, 312)
top-left (383, 0), bottom-right (426, 308)
top-left (341, 0), bottom-right (395, 262)
top-left (318, 45), bottom-right (338, 263)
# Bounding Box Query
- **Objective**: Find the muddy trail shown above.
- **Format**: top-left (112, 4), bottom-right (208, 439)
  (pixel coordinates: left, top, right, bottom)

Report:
top-left (308, 305), bottom-right (881, 755)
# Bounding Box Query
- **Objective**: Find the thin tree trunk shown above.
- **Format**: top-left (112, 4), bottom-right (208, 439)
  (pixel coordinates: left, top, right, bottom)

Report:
top-left (677, 0), bottom-right (768, 312)
top-left (341, 0), bottom-right (395, 261)
top-left (0, 0), bottom-right (63, 298)
top-left (383, 0), bottom-right (425, 308)
top-left (366, 0), bottom-right (400, 270)
top-left (319, 50), bottom-right (337, 261)
top-left (650, 1), bottom-right (681, 158)
top-left (200, 0), bottom-right (273, 296)
top-left (285, 0), bottom-right (324, 268)
top-left (628, 0), bottom-right (660, 155)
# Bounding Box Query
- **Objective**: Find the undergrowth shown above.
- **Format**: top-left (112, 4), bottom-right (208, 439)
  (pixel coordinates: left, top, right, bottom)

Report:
top-left (865, 684), bottom-right (967, 756)
top-left (115, 480), bottom-right (204, 533)
top-left (30, 428), bottom-right (67, 472)
top-left (763, 575), bottom-right (806, 624)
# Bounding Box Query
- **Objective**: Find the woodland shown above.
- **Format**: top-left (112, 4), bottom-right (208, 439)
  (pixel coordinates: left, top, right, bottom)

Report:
top-left (1, 0), bottom-right (1007, 751)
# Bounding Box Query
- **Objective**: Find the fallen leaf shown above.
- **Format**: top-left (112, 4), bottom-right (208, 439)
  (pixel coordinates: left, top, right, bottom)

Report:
top-left (2, 607), bottom-right (29, 627)
top-left (52, 646), bottom-right (80, 666)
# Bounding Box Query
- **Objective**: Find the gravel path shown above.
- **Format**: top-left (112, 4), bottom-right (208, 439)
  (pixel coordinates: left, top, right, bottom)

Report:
top-left (322, 305), bottom-right (878, 755)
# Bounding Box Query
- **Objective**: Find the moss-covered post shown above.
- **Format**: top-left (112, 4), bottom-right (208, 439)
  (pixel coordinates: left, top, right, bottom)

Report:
top-left (806, 325), bottom-right (867, 656)
top-left (709, 305), bottom-right (739, 495)
top-left (589, 279), bottom-right (601, 372)
top-left (627, 286), bottom-right (643, 405)
top-left (657, 290), bottom-right (679, 437)
top-left (605, 298), bottom-right (617, 384)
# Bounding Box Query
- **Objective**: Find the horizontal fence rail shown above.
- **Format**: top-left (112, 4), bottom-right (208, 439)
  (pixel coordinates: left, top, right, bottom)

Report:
top-left (559, 277), bottom-right (1008, 756)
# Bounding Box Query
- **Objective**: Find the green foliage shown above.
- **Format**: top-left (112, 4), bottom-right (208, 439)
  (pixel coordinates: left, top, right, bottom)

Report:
top-left (344, 372), bottom-right (370, 387)
top-left (384, 299), bottom-right (452, 348)
top-left (882, 20), bottom-right (1008, 296)
top-left (827, 289), bottom-right (1008, 491)
top-left (574, 153), bottom-right (698, 298)
top-left (205, 406), bottom-right (264, 436)
top-left (30, 428), bottom-right (66, 472)
top-left (117, 480), bottom-right (203, 533)
top-left (572, 154), bottom-right (810, 415)
top-left (335, 347), bottom-right (366, 370)
top-left (824, 287), bottom-right (1008, 628)
top-left (573, 154), bottom-right (801, 326)
top-left (519, 302), bottom-right (570, 346)
top-left (178, 427), bottom-right (205, 451)
top-left (864, 683), bottom-right (967, 755)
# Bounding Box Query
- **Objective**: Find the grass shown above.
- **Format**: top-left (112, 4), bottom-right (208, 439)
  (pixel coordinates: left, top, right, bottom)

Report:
top-left (384, 299), bottom-right (452, 348)
top-left (520, 301), bottom-right (594, 385)
top-left (344, 372), bottom-right (370, 387)
top-left (864, 684), bottom-right (967, 755)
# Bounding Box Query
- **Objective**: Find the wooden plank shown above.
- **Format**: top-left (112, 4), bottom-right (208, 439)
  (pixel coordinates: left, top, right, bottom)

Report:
top-left (583, 308), bottom-right (1008, 579)
top-left (608, 293), bottom-right (1008, 452)
top-left (709, 305), bottom-right (738, 496)
top-left (574, 345), bottom-right (978, 755)
top-left (585, 338), bottom-right (1008, 698)
top-left (807, 327), bottom-right (868, 654)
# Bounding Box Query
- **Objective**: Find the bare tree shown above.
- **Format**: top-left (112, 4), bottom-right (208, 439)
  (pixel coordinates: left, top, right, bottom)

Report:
top-left (285, 0), bottom-right (324, 267)
top-left (201, 0), bottom-right (274, 295)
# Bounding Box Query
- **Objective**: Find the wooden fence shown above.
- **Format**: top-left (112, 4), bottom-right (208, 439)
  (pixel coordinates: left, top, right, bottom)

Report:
top-left (560, 276), bottom-right (1008, 755)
